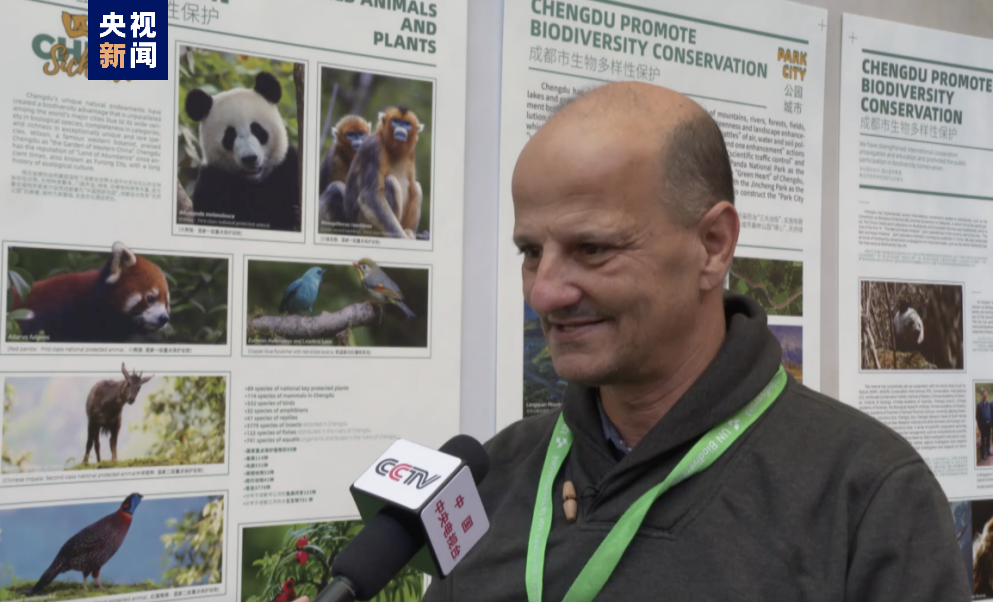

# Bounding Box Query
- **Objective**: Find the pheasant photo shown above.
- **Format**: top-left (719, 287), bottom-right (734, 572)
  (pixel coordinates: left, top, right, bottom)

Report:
top-left (31, 493), bottom-right (143, 593)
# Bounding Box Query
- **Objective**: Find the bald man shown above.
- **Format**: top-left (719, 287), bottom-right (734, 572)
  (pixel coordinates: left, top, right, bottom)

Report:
top-left (284, 83), bottom-right (971, 602)
top-left (421, 83), bottom-right (967, 601)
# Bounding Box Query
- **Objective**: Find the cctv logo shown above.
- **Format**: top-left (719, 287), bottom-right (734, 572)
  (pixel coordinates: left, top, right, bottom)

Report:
top-left (376, 458), bottom-right (442, 490)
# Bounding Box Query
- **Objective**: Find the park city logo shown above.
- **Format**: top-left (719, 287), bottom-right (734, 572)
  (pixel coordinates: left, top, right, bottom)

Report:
top-left (375, 458), bottom-right (442, 490)
top-left (32, 12), bottom-right (90, 79)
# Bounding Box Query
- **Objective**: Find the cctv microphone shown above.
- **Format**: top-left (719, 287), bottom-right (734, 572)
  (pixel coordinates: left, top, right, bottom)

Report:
top-left (313, 435), bottom-right (490, 602)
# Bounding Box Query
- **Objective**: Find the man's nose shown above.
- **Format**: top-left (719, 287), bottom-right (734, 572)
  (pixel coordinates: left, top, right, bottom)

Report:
top-left (525, 253), bottom-right (582, 315)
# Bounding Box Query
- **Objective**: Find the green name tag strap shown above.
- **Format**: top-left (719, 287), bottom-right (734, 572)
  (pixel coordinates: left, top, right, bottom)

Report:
top-left (526, 365), bottom-right (787, 602)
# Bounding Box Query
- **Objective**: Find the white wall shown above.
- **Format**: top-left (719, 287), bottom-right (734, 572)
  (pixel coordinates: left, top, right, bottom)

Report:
top-left (457, 0), bottom-right (505, 442)
top-left (458, 0), bottom-right (993, 442)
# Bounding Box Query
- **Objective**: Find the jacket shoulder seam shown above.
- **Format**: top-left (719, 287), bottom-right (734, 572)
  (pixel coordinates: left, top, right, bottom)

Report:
top-left (791, 386), bottom-right (921, 453)
top-left (847, 457), bottom-right (927, 555)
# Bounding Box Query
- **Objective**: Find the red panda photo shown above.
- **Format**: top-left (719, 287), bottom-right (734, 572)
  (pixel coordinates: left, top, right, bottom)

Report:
top-left (9, 242), bottom-right (171, 343)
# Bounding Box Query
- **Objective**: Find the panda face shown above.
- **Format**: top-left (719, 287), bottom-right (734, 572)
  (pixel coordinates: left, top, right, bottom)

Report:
top-left (894, 307), bottom-right (924, 345)
top-left (186, 72), bottom-right (288, 182)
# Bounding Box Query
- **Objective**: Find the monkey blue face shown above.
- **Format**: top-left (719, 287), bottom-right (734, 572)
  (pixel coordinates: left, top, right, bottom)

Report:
top-left (391, 118), bottom-right (414, 142)
top-left (347, 131), bottom-right (367, 150)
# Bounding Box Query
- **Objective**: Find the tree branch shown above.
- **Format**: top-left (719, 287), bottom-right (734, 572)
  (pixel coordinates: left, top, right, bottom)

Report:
top-left (321, 83), bottom-right (339, 162)
top-left (862, 282), bottom-right (881, 370)
top-left (247, 303), bottom-right (376, 342)
top-left (883, 283), bottom-right (897, 368)
top-left (294, 63), bottom-right (305, 149)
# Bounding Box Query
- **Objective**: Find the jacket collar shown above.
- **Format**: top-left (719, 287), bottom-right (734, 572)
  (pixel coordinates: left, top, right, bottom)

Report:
top-left (596, 396), bottom-right (632, 459)
top-left (560, 292), bottom-right (785, 490)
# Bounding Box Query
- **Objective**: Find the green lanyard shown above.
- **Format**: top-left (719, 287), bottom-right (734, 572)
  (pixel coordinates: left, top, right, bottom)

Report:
top-left (526, 365), bottom-right (787, 602)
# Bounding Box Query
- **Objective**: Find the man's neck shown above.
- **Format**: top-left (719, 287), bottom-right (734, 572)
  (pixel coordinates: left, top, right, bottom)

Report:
top-left (598, 306), bottom-right (726, 449)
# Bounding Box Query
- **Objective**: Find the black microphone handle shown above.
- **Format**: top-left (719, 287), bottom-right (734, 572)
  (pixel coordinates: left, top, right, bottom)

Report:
top-left (327, 435), bottom-right (489, 600)
top-left (312, 577), bottom-right (357, 602)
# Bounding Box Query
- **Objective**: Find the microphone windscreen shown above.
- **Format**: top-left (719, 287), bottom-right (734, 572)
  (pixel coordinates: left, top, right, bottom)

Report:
top-left (331, 511), bottom-right (420, 600)
top-left (439, 434), bottom-right (489, 485)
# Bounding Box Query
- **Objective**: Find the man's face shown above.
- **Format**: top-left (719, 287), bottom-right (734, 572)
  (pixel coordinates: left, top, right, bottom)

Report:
top-left (512, 118), bottom-right (704, 386)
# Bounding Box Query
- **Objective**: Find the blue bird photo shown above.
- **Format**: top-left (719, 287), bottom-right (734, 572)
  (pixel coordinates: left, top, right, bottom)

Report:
top-left (279, 268), bottom-right (325, 315)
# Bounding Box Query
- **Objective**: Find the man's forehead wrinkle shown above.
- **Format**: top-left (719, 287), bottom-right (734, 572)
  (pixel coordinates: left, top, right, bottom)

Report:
top-left (542, 207), bottom-right (644, 249)
top-left (514, 202), bottom-right (638, 241)
top-left (548, 206), bottom-right (634, 235)
top-left (516, 158), bottom-right (632, 208)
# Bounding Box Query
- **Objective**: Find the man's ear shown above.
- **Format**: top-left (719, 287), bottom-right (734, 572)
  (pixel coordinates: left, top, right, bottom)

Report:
top-left (697, 201), bottom-right (739, 292)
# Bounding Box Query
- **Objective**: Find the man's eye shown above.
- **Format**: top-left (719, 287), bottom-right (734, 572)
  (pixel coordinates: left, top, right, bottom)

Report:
top-left (519, 246), bottom-right (540, 260)
top-left (579, 243), bottom-right (603, 255)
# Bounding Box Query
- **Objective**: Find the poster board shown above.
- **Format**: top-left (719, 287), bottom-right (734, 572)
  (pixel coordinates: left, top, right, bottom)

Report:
top-left (837, 14), bottom-right (993, 592)
top-left (0, 1), bottom-right (467, 600)
top-left (495, 0), bottom-right (827, 429)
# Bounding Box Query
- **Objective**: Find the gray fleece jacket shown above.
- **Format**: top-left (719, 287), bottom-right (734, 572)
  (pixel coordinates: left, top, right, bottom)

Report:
top-left (423, 293), bottom-right (969, 601)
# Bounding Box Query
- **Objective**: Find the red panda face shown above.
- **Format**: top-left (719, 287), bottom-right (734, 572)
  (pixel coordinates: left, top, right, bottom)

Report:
top-left (106, 249), bottom-right (171, 332)
top-left (9, 242), bottom-right (172, 343)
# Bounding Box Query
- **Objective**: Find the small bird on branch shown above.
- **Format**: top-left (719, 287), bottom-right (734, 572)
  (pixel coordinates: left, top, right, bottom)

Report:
top-left (353, 258), bottom-right (416, 319)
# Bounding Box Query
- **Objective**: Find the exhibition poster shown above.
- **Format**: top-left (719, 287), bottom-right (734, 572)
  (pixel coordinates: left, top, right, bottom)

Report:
top-left (496, 0), bottom-right (827, 427)
top-left (838, 14), bottom-right (993, 593)
top-left (0, 1), bottom-right (467, 600)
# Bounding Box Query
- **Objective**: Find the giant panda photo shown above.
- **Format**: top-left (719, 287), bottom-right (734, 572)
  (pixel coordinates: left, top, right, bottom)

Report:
top-left (859, 280), bottom-right (964, 371)
top-left (176, 47), bottom-right (304, 233)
